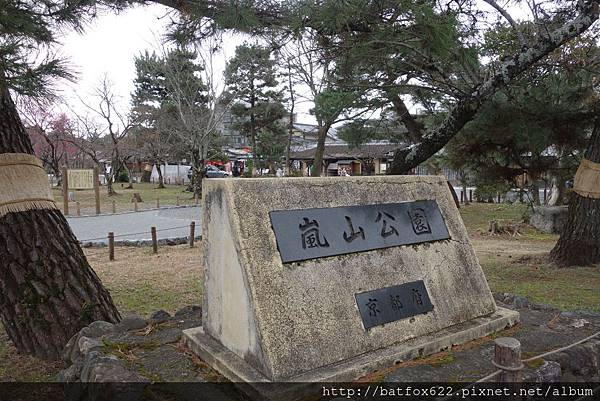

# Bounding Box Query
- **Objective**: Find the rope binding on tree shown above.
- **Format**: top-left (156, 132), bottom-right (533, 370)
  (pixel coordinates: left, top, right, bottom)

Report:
top-left (0, 153), bottom-right (57, 217)
top-left (573, 158), bottom-right (600, 199)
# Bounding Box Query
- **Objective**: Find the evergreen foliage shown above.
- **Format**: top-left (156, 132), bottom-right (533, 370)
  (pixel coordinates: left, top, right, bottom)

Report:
top-left (445, 34), bottom-right (600, 198)
top-left (225, 43), bottom-right (285, 171)
top-left (132, 47), bottom-right (217, 159)
top-left (0, 0), bottom-right (133, 97)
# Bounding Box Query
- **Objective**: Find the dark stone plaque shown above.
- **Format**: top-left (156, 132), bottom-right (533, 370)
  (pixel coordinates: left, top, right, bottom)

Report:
top-left (269, 200), bottom-right (449, 263)
top-left (355, 280), bottom-right (434, 330)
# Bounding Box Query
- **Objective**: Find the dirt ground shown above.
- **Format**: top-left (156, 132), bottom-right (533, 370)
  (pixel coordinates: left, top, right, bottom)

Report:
top-left (1, 203), bottom-right (599, 381)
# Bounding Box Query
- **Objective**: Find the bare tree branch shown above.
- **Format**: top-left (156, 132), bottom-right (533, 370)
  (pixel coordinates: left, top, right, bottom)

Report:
top-left (483, 0), bottom-right (527, 47)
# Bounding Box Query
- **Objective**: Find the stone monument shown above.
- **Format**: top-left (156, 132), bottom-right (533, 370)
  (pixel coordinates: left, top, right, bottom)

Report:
top-left (183, 175), bottom-right (519, 399)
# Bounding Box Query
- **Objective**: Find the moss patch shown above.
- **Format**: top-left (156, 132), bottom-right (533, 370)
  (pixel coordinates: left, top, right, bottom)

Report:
top-left (522, 352), bottom-right (546, 369)
top-left (428, 352), bottom-right (456, 368)
top-left (102, 339), bottom-right (161, 354)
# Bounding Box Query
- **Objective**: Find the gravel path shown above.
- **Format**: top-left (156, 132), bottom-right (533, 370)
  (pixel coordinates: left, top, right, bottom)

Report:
top-left (66, 206), bottom-right (202, 244)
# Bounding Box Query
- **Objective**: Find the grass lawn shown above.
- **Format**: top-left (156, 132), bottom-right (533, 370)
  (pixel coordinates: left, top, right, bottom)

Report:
top-left (479, 250), bottom-right (600, 312)
top-left (0, 203), bottom-right (599, 381)
top-left (86, 245), bottom-right (202, 315)
top-left (460, 203), bottom-right (600, 311)
top-left (459, 202), bottom-right (558, 242)
top-left (461, 202), bottom-right (599, 311)
top-left (52, 182), bottom-right (197, 216)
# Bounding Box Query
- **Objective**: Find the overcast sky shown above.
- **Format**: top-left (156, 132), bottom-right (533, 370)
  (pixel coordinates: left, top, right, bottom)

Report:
top-left (55, 3), bottom-right (321, 123)
top-left (54, 2), bottom-right (531, 126)
top-left (58, 4), bottom-right (170, 110)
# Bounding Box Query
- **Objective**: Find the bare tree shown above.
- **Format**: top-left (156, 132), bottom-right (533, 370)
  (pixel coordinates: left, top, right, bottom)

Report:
top-left (283, 58), bottom-right (296, 174)
top-left (18, 99), bottom-right (75, 184)
top-left (157, 39), bottom-right (229, 196)
top-left (71, 75), bottom-right (139, 195)
top-left (278, 34), bottom-right (371, 176)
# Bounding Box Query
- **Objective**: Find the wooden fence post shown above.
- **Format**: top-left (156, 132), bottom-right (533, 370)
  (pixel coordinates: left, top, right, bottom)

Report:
top-left (176, 196), bottom-right (180, 206)
top-left (108, 232), bottom-right (115, 261)
top-left (134, 198), bottom-right (138, 212)
top-left (469, 189), bottom-right (473, 203)
top-left (93, 166), bottom-right (101, 215)
top-left (189, 221), bottom-right (196, 248)
top-left (62, 166), bottom-right (69, 215)
top-left (494, 337), bottom-right (522, 383)
top-left (460, 190), bottom-right (464, 203)
top-left (156, 197), bottom-right (160, 209)
top-left (151, 226), bottom-right (158, 254)
top-left (76, 201), bottom-right (81, 217)
top-left (112, 200), bottom-right (116, 214)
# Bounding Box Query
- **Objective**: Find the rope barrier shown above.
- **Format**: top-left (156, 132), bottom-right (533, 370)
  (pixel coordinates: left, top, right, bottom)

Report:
top-left (491, 360), bottom-right (524, 371)
top-left (521, 331), bottom-right (600, 363)
top-left (76, 224), bottom-right (194, 243)
top-left (473, 370), bottom-right (501, 383)
top-left (474, 330), bottom-right (600, 384)
top-left (437, 330), bottom-right (600, 400)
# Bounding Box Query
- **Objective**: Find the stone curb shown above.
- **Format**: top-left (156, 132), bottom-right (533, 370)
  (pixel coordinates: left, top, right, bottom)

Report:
top-left (493, 292), bottom-right (600, 317)
top-left (80, 235), bottom-right (202, 248)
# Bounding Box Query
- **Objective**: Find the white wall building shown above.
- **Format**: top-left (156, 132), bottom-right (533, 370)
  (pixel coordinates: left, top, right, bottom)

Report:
top-left (150, 163), bottom-right (192, 184)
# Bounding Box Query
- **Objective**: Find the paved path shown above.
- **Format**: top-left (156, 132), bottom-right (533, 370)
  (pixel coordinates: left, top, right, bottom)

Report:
top-left (67, 206), bottom-right (202, 244)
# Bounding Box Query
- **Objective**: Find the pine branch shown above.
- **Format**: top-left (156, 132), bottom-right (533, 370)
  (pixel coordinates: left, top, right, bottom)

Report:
top-left (388, 1), bottom-right (600, 174)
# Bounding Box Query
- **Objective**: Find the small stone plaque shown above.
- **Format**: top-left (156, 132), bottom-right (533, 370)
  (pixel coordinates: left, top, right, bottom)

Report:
top-left (269, 200), bottom-right (449, 263)
top-left (355, 280), bottom-right (434, 330)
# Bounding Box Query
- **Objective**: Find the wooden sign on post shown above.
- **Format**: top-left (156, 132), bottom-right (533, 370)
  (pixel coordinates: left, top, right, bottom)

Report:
top-left (93, 167), bottom-right (100, 215)
top-left (67, 169), bottom-right (94, 189)
top-left (61, 166), bottom-right (69, 215)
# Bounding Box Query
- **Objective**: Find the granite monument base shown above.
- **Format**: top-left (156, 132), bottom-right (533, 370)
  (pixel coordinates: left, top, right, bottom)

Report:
top-left (183, 307), bottom-right (518, 400)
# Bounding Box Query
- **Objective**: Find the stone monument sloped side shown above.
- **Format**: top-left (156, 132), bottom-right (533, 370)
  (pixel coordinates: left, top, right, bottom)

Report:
top-left (199, 175), bottom-right (507, 382)
top-left (202, 186), bottom-right (272, 377)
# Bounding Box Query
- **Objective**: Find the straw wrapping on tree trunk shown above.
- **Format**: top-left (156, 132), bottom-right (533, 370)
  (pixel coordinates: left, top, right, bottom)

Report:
top-left (0, 153), bottom-right (56, 217)
top-left (573, 158), bottom-right (600, 198)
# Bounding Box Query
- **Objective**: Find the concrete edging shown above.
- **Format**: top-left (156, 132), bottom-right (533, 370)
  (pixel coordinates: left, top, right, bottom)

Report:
top-left (183, 307), bottom-right (519, 401)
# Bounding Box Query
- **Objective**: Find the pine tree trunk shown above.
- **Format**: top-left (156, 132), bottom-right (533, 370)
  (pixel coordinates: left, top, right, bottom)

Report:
top-left (462, 182), bottom-right (469, 205)
top-left (156, 161), bottom-right (165, 189)
top-left (313, 123), bottom-right (332, 177)
top-left (550, 122), bottom-right (600, 266)
top-left (125, 164), bottom-right (134, 189)
top-left (531, 182), bottom-right (540, 206)
top-left (0, 83), bottom-right (121, 360)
